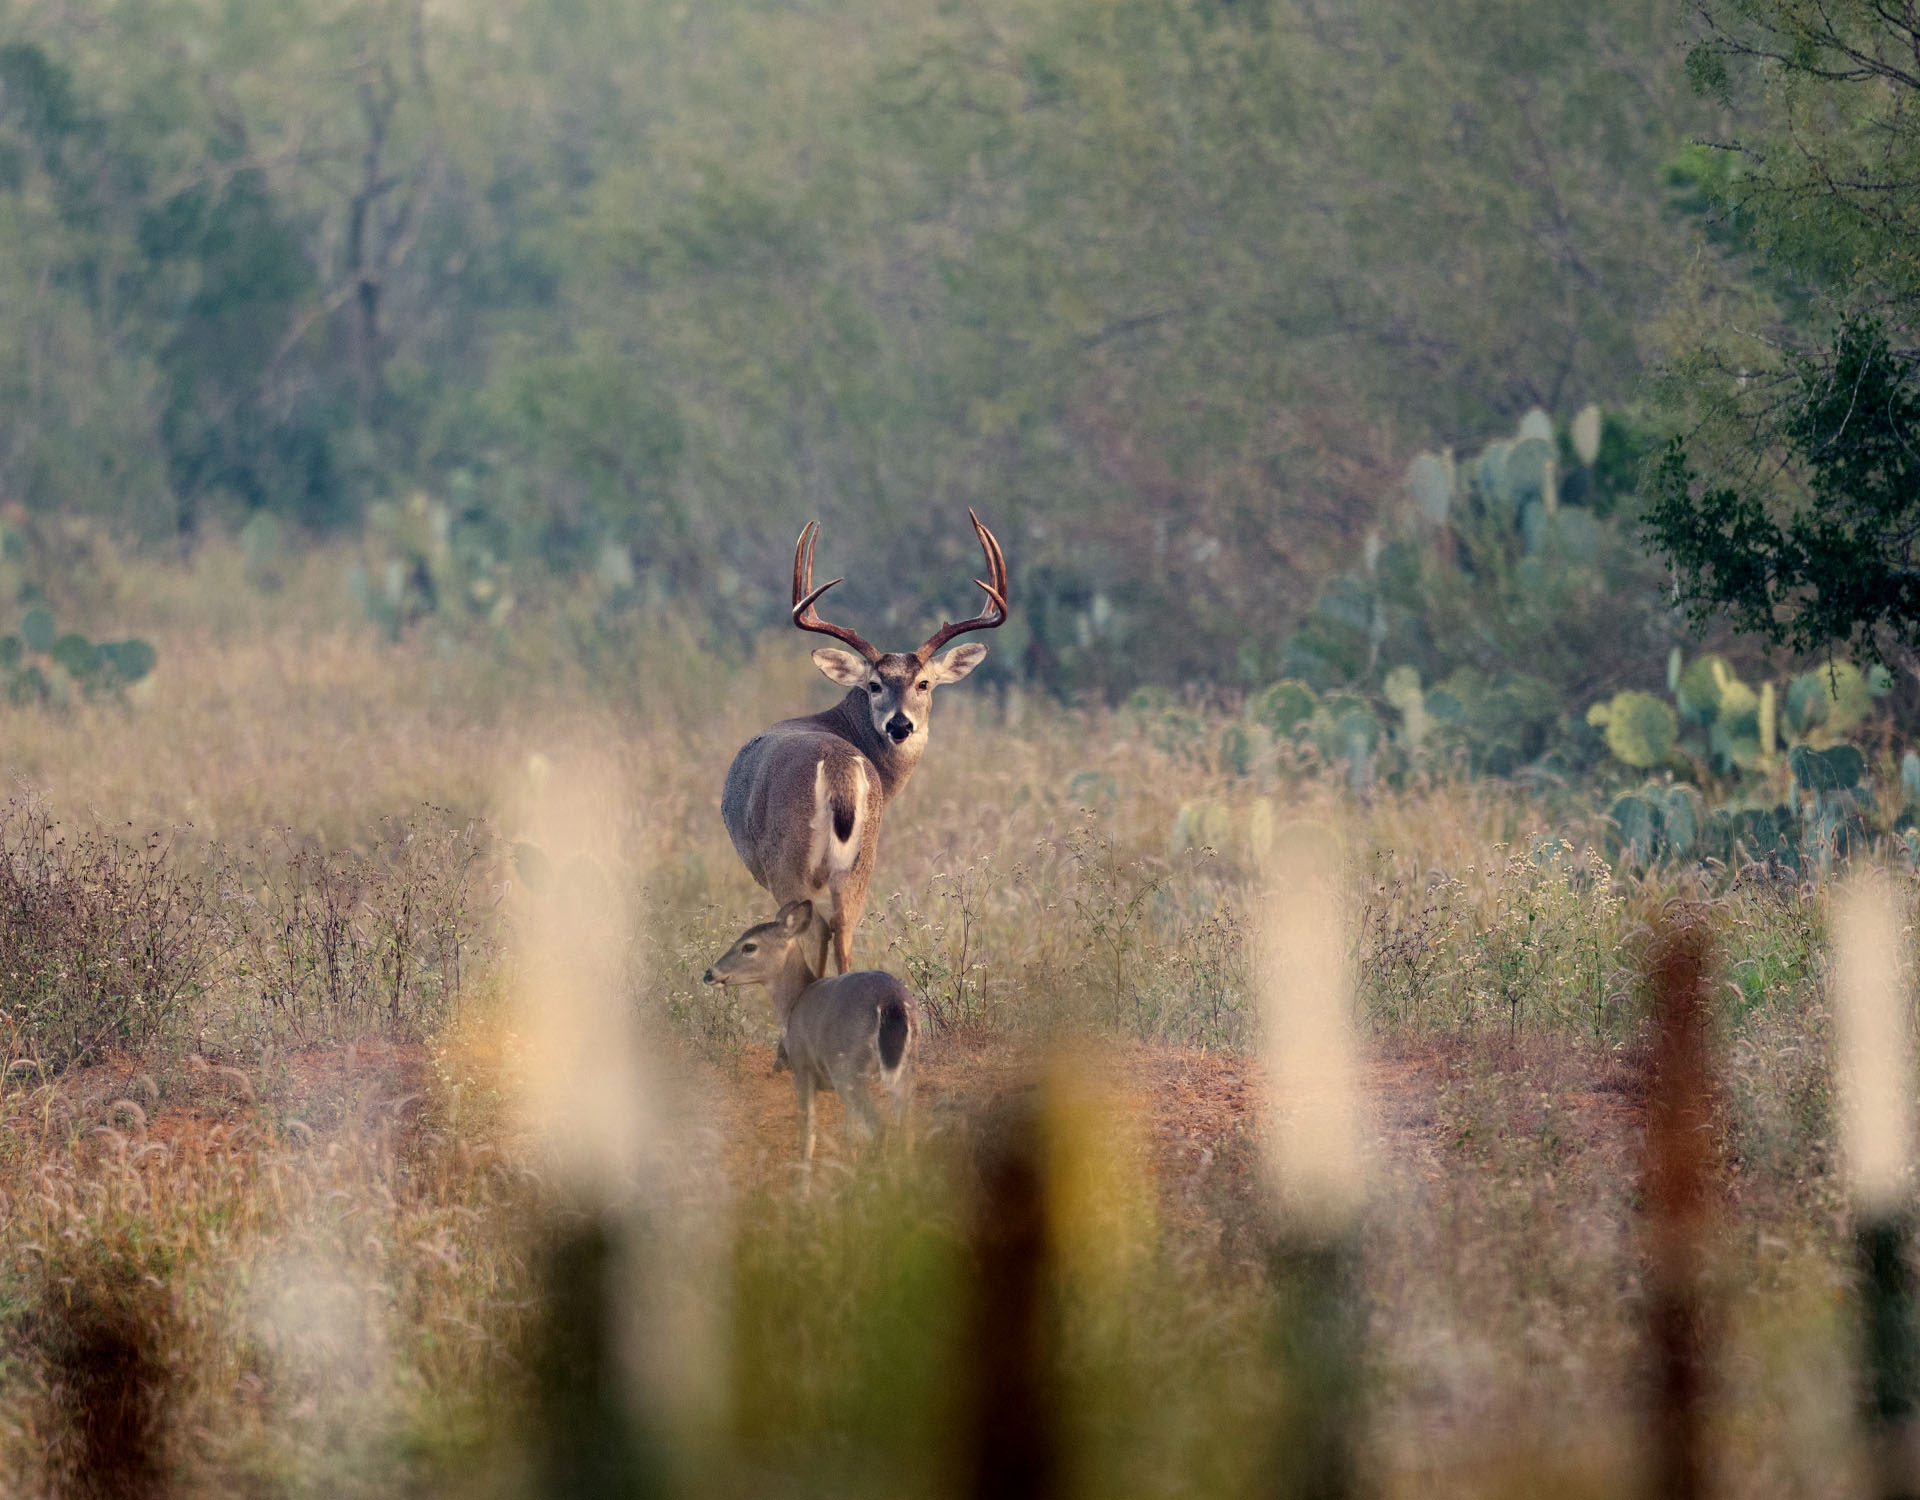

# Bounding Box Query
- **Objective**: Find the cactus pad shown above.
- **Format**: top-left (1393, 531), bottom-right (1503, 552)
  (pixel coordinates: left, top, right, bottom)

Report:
top-left (1601, 691), bottom-right (1678, 768)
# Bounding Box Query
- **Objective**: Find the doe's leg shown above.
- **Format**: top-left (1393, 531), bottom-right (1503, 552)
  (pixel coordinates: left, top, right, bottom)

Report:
top-left (795, 1073), bottom-right (817, 1191)
top-left (835, 1065), bottom-right (885, 1151)
top-left (889, 1071), bottom-right (915, 1152)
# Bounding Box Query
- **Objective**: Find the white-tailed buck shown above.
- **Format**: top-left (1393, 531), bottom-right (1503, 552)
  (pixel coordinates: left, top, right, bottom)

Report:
top-left (702, 900), bottom-right (917, 1170)
top-left (721, 509), bottom-right (1008, 975)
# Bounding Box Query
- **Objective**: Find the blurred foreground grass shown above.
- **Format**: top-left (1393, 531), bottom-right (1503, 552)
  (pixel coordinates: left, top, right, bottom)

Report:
top-left (0, 545), bottom-right (1898, 1497)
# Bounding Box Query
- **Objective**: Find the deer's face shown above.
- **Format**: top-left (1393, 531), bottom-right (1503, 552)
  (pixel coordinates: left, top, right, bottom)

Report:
top-left (702, 901), bottom-right (813, 985)
top-left (814, 644), bottom-right (988, 745)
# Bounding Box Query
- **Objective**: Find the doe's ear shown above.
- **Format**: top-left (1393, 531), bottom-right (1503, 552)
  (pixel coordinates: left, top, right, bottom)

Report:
top-left (928, 642), bottom-right (988, 684)
top-left (813, 648), bottom-right (870, 687)
top-left (776, 899), bottom-right (815, 934)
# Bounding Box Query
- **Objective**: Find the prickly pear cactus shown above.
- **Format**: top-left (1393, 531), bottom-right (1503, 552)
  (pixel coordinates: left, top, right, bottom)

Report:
top-left (1606, 789), bottom-right (1664, 867)
top-left (240, 511), bottom-right (285, 589)
top-left (21, 607), bottom-right (53, 653)
top-left (1170, 799), bottom-right (1234, 858)
top-left (1605, 783), bottom-right (1714, 867)
top-left (1218, 723), bottom-right (1271, 777)
top-left (1502, 437), bottom-right (1555, 512)
top-left (1407, 452), bottom-right (1454, 527)
top-left (1705, 662), bottom-right (1762, 772)
top-left (1660, 784), bottom-right (1707, 857)
top-left (1525, 505), bottom-right (1600, 563)
top-left (1476, 441), bottom-right (1513, 506)
top-left (1310, 694), bottom-right (1381, 792)
top-left (1789, 742), bottom-right (1864, 793)
top-left (1382, 664), bottom-right (1430, 748)
top-left (1784, 663), bottom-right (1873, 739)
top-left (1789, 743), bottom-right (1871, 863)
top-left (1674, 654), bottom-right (1731, 726)
top-left (1169, 795), bottom-right (1276, 867)
top-left (1571, 405), bottom-right (1602, 466)
top-left (354, 490), bottom-right (517, 638)
top-left (1588, 691), bottom-right (1678, 769)
top-left (1250, 680), bottom-right (1317, 739)
top-left (1312, 694), bottom-right (1381, 760)
top-left (0, 609), bottom-right (155, 707)
top-left (1066, 769), bottom-right (1119, 809)
top-left (1701, 806), bottom-right (1799, 869)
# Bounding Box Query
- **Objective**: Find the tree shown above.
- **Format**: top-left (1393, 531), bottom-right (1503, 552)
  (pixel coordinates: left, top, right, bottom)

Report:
top-left (1647, 0), bottom-right (1920, 676)
top-left (1646, 320), bottom-right (1920, 665)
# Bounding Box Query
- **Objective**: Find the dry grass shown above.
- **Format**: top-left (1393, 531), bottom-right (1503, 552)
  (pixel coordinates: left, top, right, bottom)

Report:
top-left (0, 544), bottom-right (1907, 1496)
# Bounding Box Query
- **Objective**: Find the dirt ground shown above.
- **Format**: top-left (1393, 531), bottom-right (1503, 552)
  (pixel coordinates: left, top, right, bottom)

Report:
top-left (8, 1028), bottom-right (1650, 1250)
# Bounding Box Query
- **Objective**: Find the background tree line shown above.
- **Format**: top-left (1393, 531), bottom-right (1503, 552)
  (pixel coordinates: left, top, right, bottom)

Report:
top-left (0, 0), bottom-right (1816, 697)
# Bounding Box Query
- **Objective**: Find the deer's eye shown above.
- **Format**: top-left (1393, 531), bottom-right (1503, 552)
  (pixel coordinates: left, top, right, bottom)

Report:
top-left (742, 942), bottom-right (757, 953)
top-left (917, 680), bottom-right (929, 691)
top-left (868, 682), bottom-right (882, 694)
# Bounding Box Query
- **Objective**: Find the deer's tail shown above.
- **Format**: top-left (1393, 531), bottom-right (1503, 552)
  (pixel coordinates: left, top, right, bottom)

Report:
top-left (877, 995), bottom-right (911, 1075)
top-left (808, 756), bottom-right (867, 895)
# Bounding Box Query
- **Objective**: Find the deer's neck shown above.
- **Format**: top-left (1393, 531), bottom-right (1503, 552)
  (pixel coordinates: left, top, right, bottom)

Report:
top-left (767, 944), bottom-right (820, 1025)
top-left (821, 692), bottom-right (924, 802)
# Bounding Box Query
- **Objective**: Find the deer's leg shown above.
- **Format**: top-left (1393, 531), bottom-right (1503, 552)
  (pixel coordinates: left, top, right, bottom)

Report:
top-left (795, 1072), bottom-right (817, 1187)
top-left (830, 845), bottom-right (872, 975)
top-left (806, 913), bottom-right (833, 979)
top-left (837, 1067), bottom-right (883, 1148)
top-left (890, 1070), bottom-right (914, 1150)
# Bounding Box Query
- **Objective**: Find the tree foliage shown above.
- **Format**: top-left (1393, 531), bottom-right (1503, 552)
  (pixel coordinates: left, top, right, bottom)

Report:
top-left (1650, 0), bottom-right (1920, 672)
top-left (0, 0), bottom-right (1712, 690)
top-left (1648, 321), bottom-right (1920, 660)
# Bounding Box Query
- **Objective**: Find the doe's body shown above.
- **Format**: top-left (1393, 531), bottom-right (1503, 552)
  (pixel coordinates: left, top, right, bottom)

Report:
top-left (703, 900), bottom-right (916, 1174)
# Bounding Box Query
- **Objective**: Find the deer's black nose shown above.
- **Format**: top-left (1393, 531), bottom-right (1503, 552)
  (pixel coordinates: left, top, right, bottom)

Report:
top-left (702, 968), bottom-right (715, 984)
top-left (886, 715), bottom-right (913, 742)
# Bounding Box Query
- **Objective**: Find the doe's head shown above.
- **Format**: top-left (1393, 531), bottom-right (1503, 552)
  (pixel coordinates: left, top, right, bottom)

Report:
top-left (701, 900), bottom-right (814, 986)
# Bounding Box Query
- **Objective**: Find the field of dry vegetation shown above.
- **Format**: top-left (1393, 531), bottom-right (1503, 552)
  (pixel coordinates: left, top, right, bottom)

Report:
top-left (0, 545), bottom-right (1900, 1498)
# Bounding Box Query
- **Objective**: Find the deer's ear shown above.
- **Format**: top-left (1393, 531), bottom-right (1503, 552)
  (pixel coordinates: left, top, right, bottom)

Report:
top-left (813, 648), bottom-right (870, 687)
top-left (777, 899), bottom-right (815, 934)
top-left (928, 642), bottom-right (988, 684)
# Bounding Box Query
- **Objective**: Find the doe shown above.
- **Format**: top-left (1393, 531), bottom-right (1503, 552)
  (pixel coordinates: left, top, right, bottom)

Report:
top-left (703, 899), bottom-right (917, 1174)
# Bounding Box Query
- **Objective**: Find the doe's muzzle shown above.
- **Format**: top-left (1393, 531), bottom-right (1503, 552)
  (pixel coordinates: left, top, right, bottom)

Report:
top-left (886, 714), bottom-right (913, 743)
top-left (701, 968), bottom-right (715, 984)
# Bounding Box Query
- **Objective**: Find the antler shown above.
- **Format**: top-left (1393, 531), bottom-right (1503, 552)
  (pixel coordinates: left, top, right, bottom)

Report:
top-left (791, 520), bottom-right (881, 663)
top-left (916, 509), bottom-right (1009, 663)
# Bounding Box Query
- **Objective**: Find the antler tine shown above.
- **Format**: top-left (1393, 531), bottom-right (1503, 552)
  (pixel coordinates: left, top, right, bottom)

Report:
top-left (792, 520), bottom-right (815, 608)
top-left (916, 509), bottom-right (1011, 663)
top-left (790, 519), bottom-right (881, 663)
top-left (972, 506), bottom-right (1008, 603)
